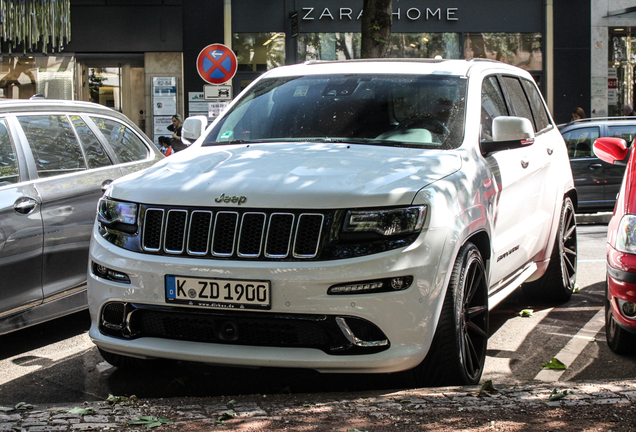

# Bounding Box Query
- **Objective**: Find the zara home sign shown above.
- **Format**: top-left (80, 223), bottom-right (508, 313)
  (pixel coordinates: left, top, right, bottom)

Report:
top-left (301, 6), bottom-right (459, 22)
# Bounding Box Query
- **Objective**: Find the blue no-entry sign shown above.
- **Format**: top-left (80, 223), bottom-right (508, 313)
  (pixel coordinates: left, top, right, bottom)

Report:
top-left (196, 43), bottom-right (238, 85)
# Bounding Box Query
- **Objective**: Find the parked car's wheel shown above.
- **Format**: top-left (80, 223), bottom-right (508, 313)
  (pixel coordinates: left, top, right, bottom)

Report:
top-left (523, 197), bottom-right (577, 303)
top-left (605, 280), bottom-right (636, 355)
top-left (98, 348), bottom-right (163, 371)
top-left (411, 242), bottom-right (489, 386)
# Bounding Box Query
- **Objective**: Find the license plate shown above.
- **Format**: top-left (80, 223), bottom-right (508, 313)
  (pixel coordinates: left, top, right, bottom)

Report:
top-left (166, 276), bottom-right (271, 310)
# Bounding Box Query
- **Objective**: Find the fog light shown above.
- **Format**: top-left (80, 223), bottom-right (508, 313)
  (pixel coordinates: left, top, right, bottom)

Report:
top-left (618, 299), bottom-right (636, 317)
top-left (92, 262), bottom-right (131, 284)
top-left (94, 264), bottom-right (108, 277)
top-left (328, 276), bottom-right (413, 295)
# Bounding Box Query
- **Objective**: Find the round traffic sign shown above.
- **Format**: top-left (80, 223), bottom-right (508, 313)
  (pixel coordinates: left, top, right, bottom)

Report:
top-left (196, 44), bottom-right (238, 85)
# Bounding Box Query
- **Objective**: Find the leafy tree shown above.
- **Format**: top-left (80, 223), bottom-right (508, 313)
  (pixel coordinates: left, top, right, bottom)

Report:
top-left (360, 0), bottom-right (392, 58)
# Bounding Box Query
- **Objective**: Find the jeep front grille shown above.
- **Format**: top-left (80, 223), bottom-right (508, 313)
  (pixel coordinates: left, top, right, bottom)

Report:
top-left (142, 207), bottom-right (325, 260)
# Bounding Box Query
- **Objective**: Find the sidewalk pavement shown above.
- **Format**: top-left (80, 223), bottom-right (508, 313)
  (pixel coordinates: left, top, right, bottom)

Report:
top-left (1, 379), bottom-right (635, 431)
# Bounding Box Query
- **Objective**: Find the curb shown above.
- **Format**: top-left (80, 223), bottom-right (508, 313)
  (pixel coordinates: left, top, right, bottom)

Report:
top-left (1, 380), bottom-right (635, 431)
top-left (575, 212), bottom-right (612, 225)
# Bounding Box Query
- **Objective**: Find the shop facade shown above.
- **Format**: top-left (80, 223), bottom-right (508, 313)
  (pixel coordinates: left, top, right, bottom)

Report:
top-left (0, 0), bottom-right (599, 132)
top-left (592, 2), bottom-right (636, 118)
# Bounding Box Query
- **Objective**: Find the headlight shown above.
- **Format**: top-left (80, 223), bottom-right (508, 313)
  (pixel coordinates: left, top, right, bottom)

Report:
top-left (97, 197), bottom-right (138, 226)
top-left (343, 206), bottom-right (426, 236)
top-left (616, 214), bottom-right (636, 254)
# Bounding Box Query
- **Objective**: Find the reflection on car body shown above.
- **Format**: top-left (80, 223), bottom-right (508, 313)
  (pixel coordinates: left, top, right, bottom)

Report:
top-left (0, 99), bottom-right (163, 335)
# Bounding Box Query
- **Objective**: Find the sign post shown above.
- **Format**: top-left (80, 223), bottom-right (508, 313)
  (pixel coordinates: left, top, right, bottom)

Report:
top-left (196, 44), bottom-right (238, 85)
top-left (196, 43), bottom-right (237, 122)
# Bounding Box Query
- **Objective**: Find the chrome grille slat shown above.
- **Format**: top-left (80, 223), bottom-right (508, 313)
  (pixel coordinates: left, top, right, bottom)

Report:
top-left (164, 209), bottom-right (188, 254)
top-left (212, 211), bottom-right (239, 257)
top-left (237, 212), bottom-right (266, 257)
top-left (265, 213), bottom-right (295, 258)
top-left (187, 210), bottom-right (213, 255)
top-left (293, 214), bottom-right (324, 258)
top-left (141, 207), bottom-right (324, 260)
top-left (142, 208), bottom-right (165, 252)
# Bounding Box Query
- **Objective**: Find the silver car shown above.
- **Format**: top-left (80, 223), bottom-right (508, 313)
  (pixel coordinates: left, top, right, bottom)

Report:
top-left (0, 99), bottom-right (163, 335)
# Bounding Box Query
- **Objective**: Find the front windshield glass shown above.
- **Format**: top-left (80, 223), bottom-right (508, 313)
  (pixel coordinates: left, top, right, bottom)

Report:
top-left (203, 73), bottom-right (466, 149)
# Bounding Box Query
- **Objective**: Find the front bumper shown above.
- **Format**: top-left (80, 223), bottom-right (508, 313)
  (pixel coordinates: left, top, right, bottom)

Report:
top-left (88, 222), bottom-right (452, 373)
top-left (607, 246), bottom-right (636, 333)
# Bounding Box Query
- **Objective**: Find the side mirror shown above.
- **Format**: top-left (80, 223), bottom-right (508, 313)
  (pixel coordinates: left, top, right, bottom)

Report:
top-left (593, 137), bottom-right (629, 166)
top-left (480, 116), bottom-right (535, 155)
top-left (182, 115), bottom-right (208, 144)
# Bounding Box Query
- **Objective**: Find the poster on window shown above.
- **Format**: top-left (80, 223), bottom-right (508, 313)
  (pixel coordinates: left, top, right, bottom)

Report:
top-left (154, 116), bottom-right (174, 137)
top-left (153, 77), bottom-right (177, 116)
top-left (208, 102), bottom-right (229, 118)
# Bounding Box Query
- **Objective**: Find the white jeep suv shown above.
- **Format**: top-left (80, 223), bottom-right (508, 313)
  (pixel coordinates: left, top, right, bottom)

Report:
top-left (88, 59), bottom-right (577, 386)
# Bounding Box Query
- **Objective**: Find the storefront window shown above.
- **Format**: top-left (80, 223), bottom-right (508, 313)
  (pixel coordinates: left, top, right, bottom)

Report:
top-left (89, 67), bottom-right (121, 110)
top-left (608, 31), bottom-right (636, 117)
top-left (463, 33), bottom-right (542, 70)
top-left (0, 56), bottom-right (74, 100)
top-left (234, 32), bottom-right (286, 72)
top-left (298, 33), bottom-right (461, 61)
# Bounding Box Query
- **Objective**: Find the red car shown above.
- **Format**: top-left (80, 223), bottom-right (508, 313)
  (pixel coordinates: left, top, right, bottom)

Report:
top-left (593, 137), bottom-right (636, 354)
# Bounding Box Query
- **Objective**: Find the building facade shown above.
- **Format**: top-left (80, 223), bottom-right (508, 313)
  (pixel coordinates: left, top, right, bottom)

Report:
top-left (0, 0), bottom-right (614, 137)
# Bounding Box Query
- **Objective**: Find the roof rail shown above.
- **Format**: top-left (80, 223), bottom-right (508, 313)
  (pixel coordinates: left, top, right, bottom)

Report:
top-left (557, 116), bottom-right (636, 128)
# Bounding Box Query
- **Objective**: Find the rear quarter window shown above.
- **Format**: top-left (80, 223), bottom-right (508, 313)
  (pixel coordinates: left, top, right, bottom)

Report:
top-left (90, 117), bottom-right (149, 163)
top-left (522, 79), bottom-right (551, 132)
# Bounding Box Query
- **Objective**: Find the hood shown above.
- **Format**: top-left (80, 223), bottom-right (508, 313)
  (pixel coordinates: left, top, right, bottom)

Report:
top-left (110, 142), bottom-right (461, 209)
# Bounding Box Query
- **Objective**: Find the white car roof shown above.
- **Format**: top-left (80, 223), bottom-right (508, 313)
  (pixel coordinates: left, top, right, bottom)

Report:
top-left (261, 58), bottom-right (531, 80)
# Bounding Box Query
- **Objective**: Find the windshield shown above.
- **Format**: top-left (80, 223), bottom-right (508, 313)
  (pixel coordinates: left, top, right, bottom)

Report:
top-left (203, 74), bottom-right (466, 149)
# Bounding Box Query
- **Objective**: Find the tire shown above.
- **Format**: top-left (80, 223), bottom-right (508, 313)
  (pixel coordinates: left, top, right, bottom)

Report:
top-left (98, 348), bottom-right (163, 371)
top-left (411, 242), bottom-right (489, 387)
top-left (605, 280), bottom-right (636, 355)
top-left (523, 197), bottom-right (577, 304)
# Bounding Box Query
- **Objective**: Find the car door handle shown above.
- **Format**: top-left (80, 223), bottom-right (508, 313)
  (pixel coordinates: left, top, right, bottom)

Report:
top-left (521, 159), bottom-right (529, 169)
top-left (589, 164), bottom-right (603, 169)
top-left (101, 179), bottom-right (113, 193)
top-left (13, 197), bottom-right (38, 214)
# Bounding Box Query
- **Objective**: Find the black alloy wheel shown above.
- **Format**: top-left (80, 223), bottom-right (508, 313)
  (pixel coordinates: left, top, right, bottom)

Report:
top-left (523, 197), bottom-right (577, 303)
top-left (411, 242), bottom-right (488, 386)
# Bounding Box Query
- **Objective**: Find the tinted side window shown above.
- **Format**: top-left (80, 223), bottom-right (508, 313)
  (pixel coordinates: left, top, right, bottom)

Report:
top-left (480, 76), bottom-right (509, 141)
top-left (562, 127), bottom-right (599, 158)
top-left (608, 125), bottom-right (636, 147)
top-left (0, 119), bottom-right (19, 186)
top-left (501, 76), bottom-right (535, 130)
top-left (70, 115), bottom-right (112, 169)
top-left (18, 115), bottom-right (87, 178)
top-left (522, 79), bottom-right (551, 131)
top-left (90, 117), bottom-right (149, 163)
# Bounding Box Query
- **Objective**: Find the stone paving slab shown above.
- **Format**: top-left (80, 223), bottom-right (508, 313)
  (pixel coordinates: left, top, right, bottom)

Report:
top-left (0, 380), bottom-right (634, 431)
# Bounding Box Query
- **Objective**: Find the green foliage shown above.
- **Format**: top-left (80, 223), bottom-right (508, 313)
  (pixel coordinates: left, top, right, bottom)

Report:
top-left (542, 357), bottom-right (567, 370)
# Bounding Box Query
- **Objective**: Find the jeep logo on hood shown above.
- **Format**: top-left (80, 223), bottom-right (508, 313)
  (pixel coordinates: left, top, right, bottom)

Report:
top-left (215, 193), bottom-right (247, 205)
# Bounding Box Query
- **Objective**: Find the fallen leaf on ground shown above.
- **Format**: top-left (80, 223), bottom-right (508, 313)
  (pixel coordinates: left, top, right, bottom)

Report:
top-left (542, 357), bottom-right (567, 370)
top-left (548, 388), bottom-right (569, 401)
top-left (64, 407), bottom-right (95, 415)
top-left (128, 415), bottom-right (174, 429)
